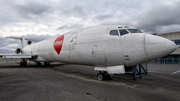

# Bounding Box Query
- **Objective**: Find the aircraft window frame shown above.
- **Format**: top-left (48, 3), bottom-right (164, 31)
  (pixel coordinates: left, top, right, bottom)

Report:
top-left (109, 30), bottom-right (119, 36)
top-left (127, 29), bottom-right (142, 33)
top-left (119, 29), bottom-right (129, 36)
top-left (123, 26), bottom-right (129, 28)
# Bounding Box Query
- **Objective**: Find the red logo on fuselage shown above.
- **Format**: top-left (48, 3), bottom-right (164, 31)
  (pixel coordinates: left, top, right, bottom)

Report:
top-left (54, 35), bottom-right (64, 54)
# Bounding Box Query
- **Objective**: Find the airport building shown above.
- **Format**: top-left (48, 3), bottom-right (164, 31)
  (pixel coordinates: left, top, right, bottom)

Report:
top-left (154, 31), bottom-right (180, 64)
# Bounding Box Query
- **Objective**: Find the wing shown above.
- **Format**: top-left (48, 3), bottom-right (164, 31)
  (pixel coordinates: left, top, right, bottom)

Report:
top-left (0, 54), bottom-right (38, 59)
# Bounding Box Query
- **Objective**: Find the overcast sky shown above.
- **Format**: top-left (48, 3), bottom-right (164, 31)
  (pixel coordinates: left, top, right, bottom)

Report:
top-left (0, 0), bottom-right (180, 53)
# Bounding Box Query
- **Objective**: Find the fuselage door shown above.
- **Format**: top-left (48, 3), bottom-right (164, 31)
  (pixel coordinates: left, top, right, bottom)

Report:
top-left (107, 29), bottom-right (124, 65)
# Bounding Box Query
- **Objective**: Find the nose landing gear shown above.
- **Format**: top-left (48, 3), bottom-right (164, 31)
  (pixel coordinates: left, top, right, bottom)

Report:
top-left (97, 71), bottom-right (111, 81)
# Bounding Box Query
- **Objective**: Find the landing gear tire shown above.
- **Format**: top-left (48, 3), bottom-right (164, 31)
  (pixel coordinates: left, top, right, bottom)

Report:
top-left (97, 73), bottom-right (105, 81)
top-left (24, 61), bottom-right (27, 66)
top-left (20, 61), bottom-right (23, 66)
top-left (47, 62), bottom-right (50, 65)
top-left (105, 74), bottom-right (111, 80)
top-left (44, 62), bottom-right (47, 66)
top-left (44, 62), bottom-right (50, 66)
top-left (20, 60), bottom-right (27, 66)
top-left (37, 62), bottom-right (42, 66)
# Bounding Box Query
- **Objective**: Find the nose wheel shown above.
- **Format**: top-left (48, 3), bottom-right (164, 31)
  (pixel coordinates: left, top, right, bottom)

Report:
top-left (97, 71), bottom-right (111, 81)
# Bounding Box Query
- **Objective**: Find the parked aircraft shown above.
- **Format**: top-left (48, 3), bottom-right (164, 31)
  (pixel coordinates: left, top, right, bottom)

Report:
top-left (0, 25), bottom-right (177, 80)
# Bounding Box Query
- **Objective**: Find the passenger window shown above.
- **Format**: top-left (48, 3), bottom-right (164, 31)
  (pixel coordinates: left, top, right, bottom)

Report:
top-left (119, 29), bottom-right (129, 36)
top-left (109, 30), bottom-right (119, 36)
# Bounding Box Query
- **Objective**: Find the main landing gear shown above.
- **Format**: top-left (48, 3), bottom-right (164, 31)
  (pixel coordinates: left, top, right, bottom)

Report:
top-left (36, 62), bottom-right (50, 66)
top-left (44, 62), bottom-right (50, 66)
top-left (19, 60), bottom-right (51, 67)
top-left (97, 71), bottom-right (111, 81)
top-left (20, 59), bottom-right (27, 66)
top-left (37, 62), bottom-right (42, 66)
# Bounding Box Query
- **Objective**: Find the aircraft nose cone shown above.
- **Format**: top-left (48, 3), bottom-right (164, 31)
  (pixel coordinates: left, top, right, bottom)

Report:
top-left (145, 34), bottom-right (177, 61)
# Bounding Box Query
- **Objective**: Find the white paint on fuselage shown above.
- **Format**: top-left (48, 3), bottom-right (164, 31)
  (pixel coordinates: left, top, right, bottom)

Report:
top-left (22, 25), bottom-right (177, 67)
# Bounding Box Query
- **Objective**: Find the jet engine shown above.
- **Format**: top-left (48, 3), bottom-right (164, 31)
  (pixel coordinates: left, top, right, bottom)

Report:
top-left (15, 48), bottom-right (21, 54)
top-left (27, 40), bottom-right (32, 45)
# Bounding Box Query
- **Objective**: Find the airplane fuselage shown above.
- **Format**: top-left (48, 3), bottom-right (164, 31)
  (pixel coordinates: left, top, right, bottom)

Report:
top-left (22, 25), bottom-right (176, 67)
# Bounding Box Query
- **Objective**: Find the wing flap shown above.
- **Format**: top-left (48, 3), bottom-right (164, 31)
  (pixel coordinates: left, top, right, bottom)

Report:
top-left (0, 54), bottom-right (38, 59)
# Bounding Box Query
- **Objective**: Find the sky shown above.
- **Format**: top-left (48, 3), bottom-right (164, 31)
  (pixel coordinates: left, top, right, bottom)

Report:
top-left (0, 0), bottom-right (180, 53)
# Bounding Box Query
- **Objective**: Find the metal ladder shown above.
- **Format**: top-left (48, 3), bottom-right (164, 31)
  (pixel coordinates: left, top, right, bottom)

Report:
top-left (133, 63), bottom-right (148, 80)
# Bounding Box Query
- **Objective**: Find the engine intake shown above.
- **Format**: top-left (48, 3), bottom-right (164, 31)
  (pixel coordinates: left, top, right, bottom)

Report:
top-left (15, 48), bottom-right (21, 54)
top-left (27, 40), bottom-right (32, 45)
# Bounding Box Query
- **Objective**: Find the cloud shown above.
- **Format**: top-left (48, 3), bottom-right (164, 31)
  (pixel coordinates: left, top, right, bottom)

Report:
top-left (132, 1), bottom-right (180, 33)
top-left (156, 25), bottom-right (180, 34)
top-left (57, 24), bottom-right (84, 30)
top-left (93, 14), bottom-right (114, 21)
top-left (0, 34), bottom-right (54, 53)
top-left (0, 36), bottom-right (21, 53)
top-left (24, 34), bottom-right (54, 42)
top-left (0, 0), bottom-right (180, 53)
top-left (0, 0), bottom-right (180, 39)
top-left (59, 6), bottom-right (87, 19)
top-left (0, 36), bottom-right (20, 47)
top-left (2, 0), bottom-right (51, 19)
top-left (0, 48), bottom-right (15, 54)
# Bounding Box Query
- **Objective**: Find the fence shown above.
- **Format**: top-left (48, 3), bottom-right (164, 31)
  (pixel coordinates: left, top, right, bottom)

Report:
top-left (155, 58), bottom-right (180, 64)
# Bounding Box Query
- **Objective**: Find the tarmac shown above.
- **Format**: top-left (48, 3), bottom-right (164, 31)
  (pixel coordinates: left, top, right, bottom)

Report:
top-left (0, 59), bottom-right (180, 101)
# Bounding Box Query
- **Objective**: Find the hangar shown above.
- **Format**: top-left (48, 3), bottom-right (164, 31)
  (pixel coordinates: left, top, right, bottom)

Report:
top-left (155, 31), bottom-right (180, 64)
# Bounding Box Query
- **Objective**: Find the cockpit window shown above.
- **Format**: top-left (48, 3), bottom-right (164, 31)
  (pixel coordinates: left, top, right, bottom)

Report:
top-left (123, 26), bottom-right (129, 28)
top-left (119, 29), bottom-right (129, 36)
top-left (110, 30), bottom-right (119, 36)
top-left (127, 29), bottom-right (142, 33)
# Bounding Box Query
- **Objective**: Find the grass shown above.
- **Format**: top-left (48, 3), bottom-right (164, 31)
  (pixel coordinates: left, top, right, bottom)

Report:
top-left (0, 57), bottom-right (6, 59)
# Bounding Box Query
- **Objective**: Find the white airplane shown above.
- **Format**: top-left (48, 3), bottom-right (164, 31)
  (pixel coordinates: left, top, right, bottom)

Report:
top-left (0, 25), bottom-right (177, 80)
